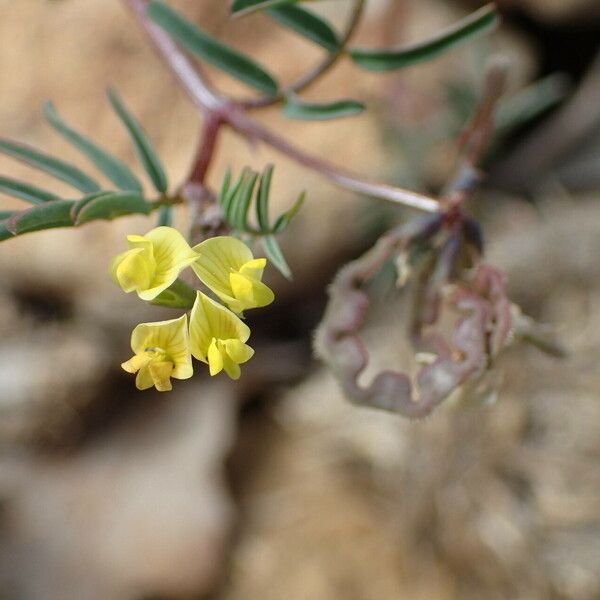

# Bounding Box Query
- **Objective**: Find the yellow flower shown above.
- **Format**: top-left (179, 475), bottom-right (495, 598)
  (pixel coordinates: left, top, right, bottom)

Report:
top-left (110, 226), bottom-right (198, 301)
top-left (121, 314), bottom-right (193, 391)
top-left (189, 291), bottom-right (254, 380)
top-left (191, 236), bottom-right (274, 314)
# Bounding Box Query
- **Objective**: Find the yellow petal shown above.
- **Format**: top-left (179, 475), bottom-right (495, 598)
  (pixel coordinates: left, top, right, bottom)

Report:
top-left (251, 278), bottom-right (275, 307)
top-left (189, 292), bottom-right (250, 361)
top-left (121, 353), bottom-right (151, 374)
top-left (223, 339), bottom-right (254, 365)
top-left (129, 315), bottom-right (192, 379)
top-left (109, 249), bottom-right (131, 285)
top-left (191, 236), bottom-right (254, 309)
top-left (230, 273), bottom-right (274, 311)
top-left (207, 338), bottom-right (223, 376)
top-left (193, 236), bottom-right (253, 271)
top-left (172, 358), bottom-right (193, 380)
top-left (137, 227), bottom-right (198, 301)
top-left (239, 258), bottom-right (266, 280)
top-left (135, 366), bottom-right (155, 390)
top-left (222, 354), bottom-right (241, 380)
top-left (112, 248), bottom-right (155, 293)
top-left (126, 235), bottom-right (154, 256)
top-left (149, 360), bottom-right (174, 391)
top-left (230, 272), bottom-right (254, 304)
top-left (192, 237), bottom-right (274, 313)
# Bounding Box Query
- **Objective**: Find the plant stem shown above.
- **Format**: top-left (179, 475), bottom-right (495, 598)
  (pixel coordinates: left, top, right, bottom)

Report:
top-left (226, 106), bottom-right (440, 212)
top-left (443, 59), bottom-right (508, 204)
top-left (187, 112), bottom-right (222, 184)
top-left (124, 0), bottom-right (224, 113)
top-left (181, 114), bottom-right (228, 244)
top-left (124, 0), bottom-right (440, 214)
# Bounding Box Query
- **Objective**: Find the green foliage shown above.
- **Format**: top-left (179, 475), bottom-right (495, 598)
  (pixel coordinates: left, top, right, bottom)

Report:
top-left (69, 191), bottom-right (114, 223)
top-left (0, 0), bottom-right (505, 250)
top-left (262, 234), bottom-right (292, 279)
top-left (146, 0), bottom-right (279, 96)
top-left (43, 102), bottom-right (143, 192)
top-left (0, 87), bottom-right (173, 242)
top-left (231, 0), bottom-right (298, 17)
top-left (267, 4), bottom-right (339, 53)
top-left (218, 165), bottom-right (303, 278)
top-left (0, 139), bottom-right (101, 193)
top-left (2, 192), bottom-right (151, 240)
top-left (495, 73), bottom-right (569, 133)
top-left (349, 4), bottom-right (499, 71)
top-left (150, 278), bottom-right (197, 309)
top-left (282, 96), bottom-right (364, 120)
top-left (157, 205), bottom-right (173, 227)
top-left (0, 221), bottom-right (11, 242)
top-left (74, 191), bottom-right (151, 224)
top-left (107, 88), bottom-right (169, 193)
top-left (0, 176), bottom-right (61, 205)
top-left (6, 200), bottom-right (76, 236)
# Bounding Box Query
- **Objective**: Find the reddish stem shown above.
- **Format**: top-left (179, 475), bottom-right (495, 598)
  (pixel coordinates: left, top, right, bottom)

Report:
top-left (187, 113), bottom-right (222, 185)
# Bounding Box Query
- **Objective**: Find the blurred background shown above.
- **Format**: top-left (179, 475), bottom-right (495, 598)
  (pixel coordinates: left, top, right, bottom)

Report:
top-left (0, 0), bottom-right (599, 598)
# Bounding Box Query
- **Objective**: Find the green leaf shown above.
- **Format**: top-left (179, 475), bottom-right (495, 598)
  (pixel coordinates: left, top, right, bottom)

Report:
top-left (281, 96), bottom-right (365, 120)
top-left (0, 139), bottom-right (101, 193)
top-left (267, 4), bottom-right (339, 53)
top-left (231, 0), bottom-right (297, 17)
top-left (273, 190), bottom-right (304, 233)
top-left (0, 192), bottom-right (152, 241)
top-left (219, 167), bottom-right (232, 204)
top-left (349, 4), bottom-right (499, 71)
top-left (150, 278), bottom-right (197, 309)
top-left (0, 175), bottom-right (61, 205)
top-left (262, 234), bottom-right (291, 279)
top-left (69, 191), bottom-right (114, 222)
top-left (0, 220), bottom-right (13, 242)
top-left (107, 88), bottom-right (169, 193)
top-left (220, 168), bottom-right (245, 218)
top-left (231, 170), bottom-right (258, 230)
top-left (495, 73), bottom-right (569, 133)
top-left (147, 1), bottom-right (279, 96)
top-left (256, 164), bottom-right (273, 231)
top-left (157, 205), bottom-right (173, 226)
top-left (6, 200), bottom-right (75, 236)
top-left (75, 191), bottom-right (151, 224)
top-left (0, 210), bottom-right (15, 220)
top-left (43, 102), bottom-right (143, 193)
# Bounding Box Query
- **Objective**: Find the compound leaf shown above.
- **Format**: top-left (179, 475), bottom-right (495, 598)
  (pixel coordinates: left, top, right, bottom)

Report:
top-left (44, 101), bottom-right (142, 192)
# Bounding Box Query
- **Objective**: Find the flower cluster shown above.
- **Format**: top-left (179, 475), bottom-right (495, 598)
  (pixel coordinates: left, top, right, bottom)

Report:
top-left (111, 226), bottom-right (274, 391)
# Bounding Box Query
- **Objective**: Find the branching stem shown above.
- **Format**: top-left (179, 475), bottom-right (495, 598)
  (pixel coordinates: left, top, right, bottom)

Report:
top-left (124, 0), bottom-right (440, 213)
top-left (187, 112), bottom-right (222, 185)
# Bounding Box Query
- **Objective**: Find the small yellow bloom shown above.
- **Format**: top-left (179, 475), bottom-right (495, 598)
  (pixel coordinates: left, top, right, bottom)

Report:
top-left (111, 226), bottom-right (198, 301)
top-left (192, 236), bottom-right (274, 314)
top-left (189, 291), bottom-right (254, 380)
top-left (121, 314), bottom-right (193, 391)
